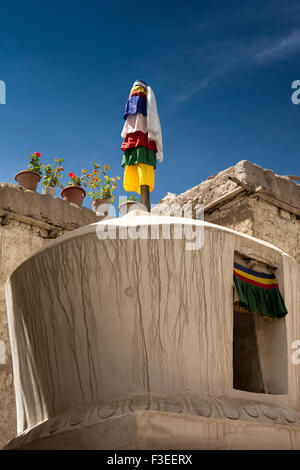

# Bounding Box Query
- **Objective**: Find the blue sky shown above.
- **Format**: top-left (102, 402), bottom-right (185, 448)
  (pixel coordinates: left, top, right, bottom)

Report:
top-left (0, 0), bottom-right (300, 208)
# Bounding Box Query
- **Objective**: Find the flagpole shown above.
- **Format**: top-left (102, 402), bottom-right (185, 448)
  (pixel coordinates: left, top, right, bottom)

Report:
top-left (140, 184), bottom-right (150, 212)
top-left (121, 80), bottom-right (162, 213)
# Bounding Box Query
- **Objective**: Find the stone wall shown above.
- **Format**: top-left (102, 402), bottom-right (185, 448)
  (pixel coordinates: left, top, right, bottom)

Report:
top-left (154, 160), bottom-right (300, 263)
top-left (0, 183), bottom-right (97, 447)
top-left (207, 196), bottom-right (300, 263)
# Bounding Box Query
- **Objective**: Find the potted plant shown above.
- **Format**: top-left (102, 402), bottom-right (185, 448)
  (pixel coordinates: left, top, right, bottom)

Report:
top-left (61, 170), bottom-right (87, 207)
top-left (41, 158), bottom-right (64, 197)
top-left (15, 151), bottom-right (43, 191)
top-left (118, 194), bottom-right (146, 216)
top-left (86, 163), bottom-right (120, 213)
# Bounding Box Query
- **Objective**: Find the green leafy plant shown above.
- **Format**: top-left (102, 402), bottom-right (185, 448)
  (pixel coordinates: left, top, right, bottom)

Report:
top-left (27, 151), bottom-right (43, 176)
top-left (128, 195), bottom-right (139, 202)
top-left (86, 162), bottom-right (120, 202)
top-left (119, 194), bottom-right (139, 207)
top-left (119, 196), bottom-right (127, 205)
top-left (67, 169), bottom-right (88, 188)
top-left (42, 158), bottom-right (64, 188)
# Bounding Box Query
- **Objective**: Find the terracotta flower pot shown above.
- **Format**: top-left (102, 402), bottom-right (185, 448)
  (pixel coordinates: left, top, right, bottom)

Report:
top-left (61, 185), bottom-right (86, 207)
top-left (92, 198), bottom-right (111, 215)
top-left (15, 170), bottom-right (41, 191)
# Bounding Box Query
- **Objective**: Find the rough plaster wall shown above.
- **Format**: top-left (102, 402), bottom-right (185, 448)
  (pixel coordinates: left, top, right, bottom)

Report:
top-left (250, 199), bottom-right (300, 264)
top-left (0, 222), bottom-right (48, 447)
top-left (155, 160), bottom-right (300, 263)
top-left (205, 196), bottom-right (255, 237)
top-left (0, 184), bottom-right (98, 448)
top-left (165, 165), bottom-right (237, 207)
top-left (156, 160), bottom-right (300, 213)
top-left (206, 197), bottom-right (300, 264)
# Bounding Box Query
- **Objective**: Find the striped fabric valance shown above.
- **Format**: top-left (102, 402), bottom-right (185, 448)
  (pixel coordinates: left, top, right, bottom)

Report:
top-left (233, 262), bottom-right (288, 318)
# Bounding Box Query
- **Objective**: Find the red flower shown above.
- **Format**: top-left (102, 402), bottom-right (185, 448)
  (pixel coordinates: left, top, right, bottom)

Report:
top-left (68, 172), bottom-right (74, 178)
top-left (34, 152), bottom-right (41, 158)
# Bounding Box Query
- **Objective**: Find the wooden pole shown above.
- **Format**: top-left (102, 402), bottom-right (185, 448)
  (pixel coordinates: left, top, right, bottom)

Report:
top-left (140, 185), bottom-right (150, 212)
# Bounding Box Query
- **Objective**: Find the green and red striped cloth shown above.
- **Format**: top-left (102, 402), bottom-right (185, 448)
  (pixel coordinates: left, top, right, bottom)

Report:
top-left (234, 262), bottom-right (288, 318)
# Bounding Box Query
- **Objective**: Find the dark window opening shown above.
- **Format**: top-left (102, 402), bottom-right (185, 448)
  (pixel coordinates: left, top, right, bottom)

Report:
top-left (233, 310), bottom-right (265, 393)
top-left (233, 253), bottom-right (288, 395)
